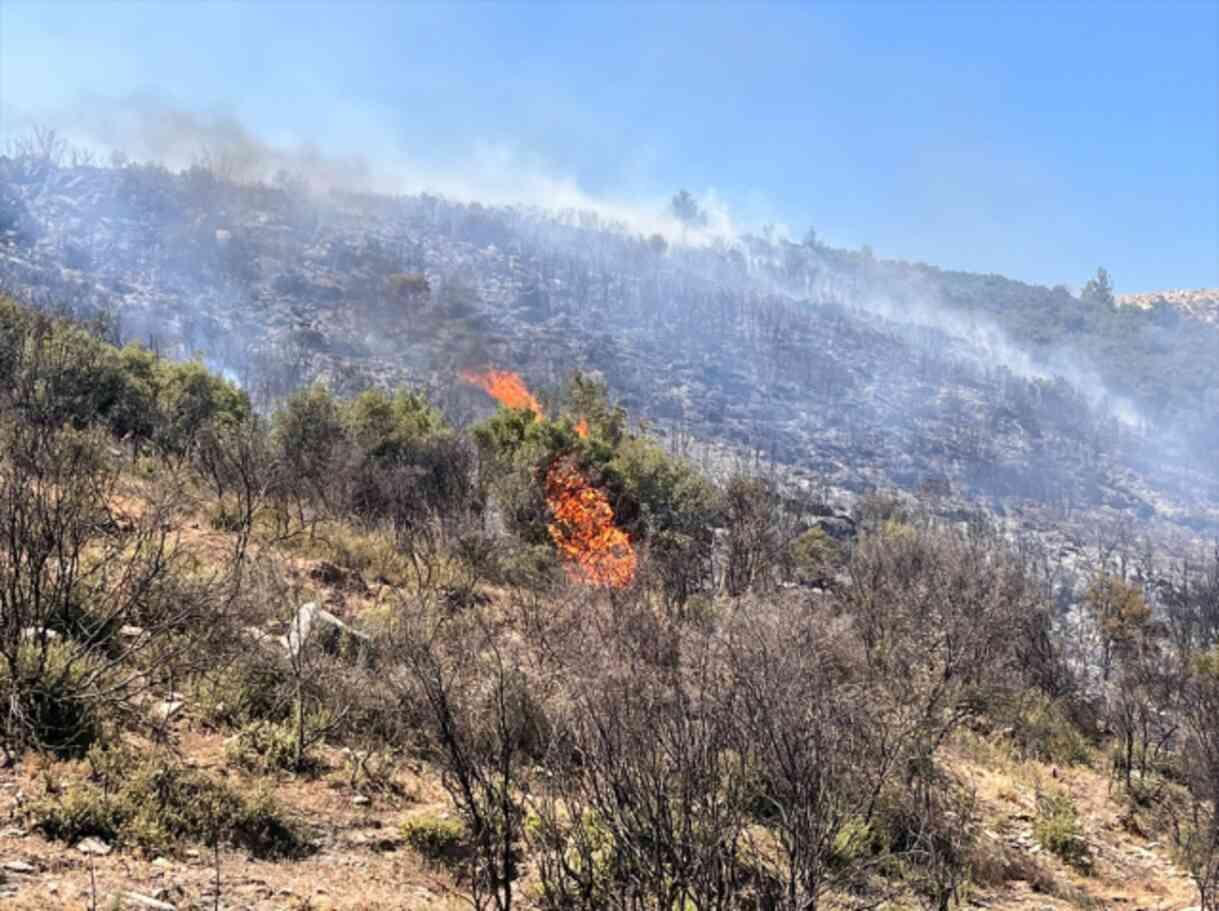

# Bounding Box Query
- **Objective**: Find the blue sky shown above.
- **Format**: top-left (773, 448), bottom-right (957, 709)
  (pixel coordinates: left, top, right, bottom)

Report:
top-left (1, 0), bottom-right (1215, 292)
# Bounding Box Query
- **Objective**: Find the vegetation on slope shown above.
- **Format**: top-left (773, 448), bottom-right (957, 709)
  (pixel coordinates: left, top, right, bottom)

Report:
top-left (0, 293), bottom-right (1215, 910)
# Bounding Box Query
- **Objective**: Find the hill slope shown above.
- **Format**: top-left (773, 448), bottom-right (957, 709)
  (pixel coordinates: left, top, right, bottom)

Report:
top-left (2, 155), bottom-right (1218, 556)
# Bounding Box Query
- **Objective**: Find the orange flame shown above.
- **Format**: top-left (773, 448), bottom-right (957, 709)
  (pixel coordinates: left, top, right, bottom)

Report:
top-left (460, 368), bottom-right (542, 417)
top-left (463, 368), bottom-right (634, 588)
top-left (546, 457), bottom-right (637, 588)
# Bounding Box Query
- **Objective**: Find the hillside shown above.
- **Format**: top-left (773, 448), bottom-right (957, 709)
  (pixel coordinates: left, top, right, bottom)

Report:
top-left (1, 149), bottom-right (1217, 909)
top-left (3, 154), bottom-right (1219, 564)
top-left (0, 287), bottom-right (1214, 911)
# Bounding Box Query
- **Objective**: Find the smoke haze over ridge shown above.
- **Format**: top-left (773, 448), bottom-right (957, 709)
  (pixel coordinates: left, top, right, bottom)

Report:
top-left (2, 0), bottom-right (1214, 292)
top-left (0, 94), bottom-right (1170, 439)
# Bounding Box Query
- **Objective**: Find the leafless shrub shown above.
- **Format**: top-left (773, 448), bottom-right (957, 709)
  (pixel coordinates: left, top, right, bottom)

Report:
top-left (192, 415), bottom-right (283, 563)
top-left (722, 602), bottom-right (906, 911)
top-left (1175, 650), bottom-right (1219, 910)
top-left (530, 607), bottom-right (750, 910)
top-left (719, 475), bottom-right (799, 596)
top-left (842, 524), bottom-right (1044, 755)
top-left (391, 600), bottom-right (539, 910)
top-left (0, 418), bottom-right (216, 759)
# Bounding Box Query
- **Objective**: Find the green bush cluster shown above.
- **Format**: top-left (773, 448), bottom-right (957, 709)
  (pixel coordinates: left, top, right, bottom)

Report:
top-left (27, 743), bottom-right (305, 858)
top-left (0, 297), bottom-right (248, 453)
top-left (273, 382), bottom-right (477, 538)
top-left (401, 814), bottom-right (469, 866)
top-left (225, 720), bottom-right (308, 775)
top-left (470, 372), bottom-right (722, 599)
top-left (1033, 792), bottom-right (1093, 873)
top-left (1005, 691), bottom-right (1094, 767)
top-left (0, 640), bottom-right (107, 759)
top-left (192, 654), bottom-right (295, 730)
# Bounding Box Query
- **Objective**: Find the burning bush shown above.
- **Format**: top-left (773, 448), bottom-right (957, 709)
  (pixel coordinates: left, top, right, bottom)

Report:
top-left (464, 369), bottom-right (641, 588)
top-left (461, 368), bottom-right (542, 417)
top-left (545, 456), bottom-right (637, 588)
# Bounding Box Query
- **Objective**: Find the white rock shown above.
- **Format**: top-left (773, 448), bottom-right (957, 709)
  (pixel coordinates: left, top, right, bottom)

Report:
top-left (76, 837), bottom-right (112, 856)
top-left (284, 602), bottom-right (370, 659)
top-left (124, 892), bottom-right (177, 911)
top-left (150, 701), bottom-right (184, 723)
top-left (19, 627), bottom-right (60, 641)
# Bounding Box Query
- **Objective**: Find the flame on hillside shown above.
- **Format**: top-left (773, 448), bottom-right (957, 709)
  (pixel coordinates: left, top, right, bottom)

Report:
top-left (460, 368), bottom-right (542, 416)
top-left (546, 457), bottom-right (636, 588)
top-left (461, 368), bottom-right (634, 587)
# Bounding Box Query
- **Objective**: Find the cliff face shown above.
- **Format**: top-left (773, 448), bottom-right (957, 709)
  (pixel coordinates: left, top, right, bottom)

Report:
top-left (2, 156), bottom-right (1217, 557)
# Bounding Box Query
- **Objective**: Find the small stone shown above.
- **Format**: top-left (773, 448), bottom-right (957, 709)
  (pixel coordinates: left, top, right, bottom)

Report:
top-left (20, 627), bottom-right (60, 642)
top-left (150, 701), bottom-right (184, 723)
top-left (123, 891), bottom-right (177, 910)
top-left (76, 836), bottom-right (112, 856)
top-left (2, 860), bottom-right (35, 874)
top-left (151, 856), bottom-right (171, 868)
top-left (352, 794), bottom-right (370, 806)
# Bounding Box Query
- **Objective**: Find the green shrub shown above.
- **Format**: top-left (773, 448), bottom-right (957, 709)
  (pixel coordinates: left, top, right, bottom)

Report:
top-left (789, 526), bottom-right (840, 580)
top-left (27, 743), bottom-right (305, 858)
top-left (344, 388), bottom-right (447, 462)
top-left (225, 720), bottom-right (308, 775)
top-left (482, 542), bottom-right (557, 590)
top-left (154, 360), bottom-right (249, 455)
top-left (208, 499), bottom-right (246, 532)
top-left (1009, 691), bottom-right (1094, 767)
top-left (830, 815), bottom-right (876, 868)
top-left (272, 383), bottom-right (347, 494)
top-left (192, 655), bottom-right (295, 730)
top-left (401, 814), bottom-right (468, 866)
top-left (0, 640), bottom-right (107, 759)
top-left (224, 712), bottom-right (335, 777)
top-left (1033, 792), bottom-right (1092, 873)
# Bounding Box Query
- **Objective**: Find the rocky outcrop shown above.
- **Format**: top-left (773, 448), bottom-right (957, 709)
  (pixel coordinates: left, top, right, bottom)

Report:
top-left (1118, 288), bottom-right (1219, 325)
top-left (284, 602), bottom-right (371, 662)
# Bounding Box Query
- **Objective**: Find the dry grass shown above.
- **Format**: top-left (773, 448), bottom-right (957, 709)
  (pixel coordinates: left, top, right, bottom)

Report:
top-left (0, 483), bottom-right (1205, 911)
top-left (946, 729), bottom-right (1198, 910)
top-left (0, 727), bottom-right (466, 910)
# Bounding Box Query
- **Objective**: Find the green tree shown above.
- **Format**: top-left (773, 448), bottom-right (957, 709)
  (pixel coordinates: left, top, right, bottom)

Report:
top-left (1081, 267), bottom-right (1115, 308)
top-left (562, 371), bottom-right (627, 447)
top-left (155, 360), bottom-right (250, 456)
top-left (669, 189), bottom-right (708, 232)
top-left (1084, 573), bottom-right (1151, 682)
top-left (343, 388), bottom-right (447, 464)
top-left (274, 383), bottom-right (348, 516)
